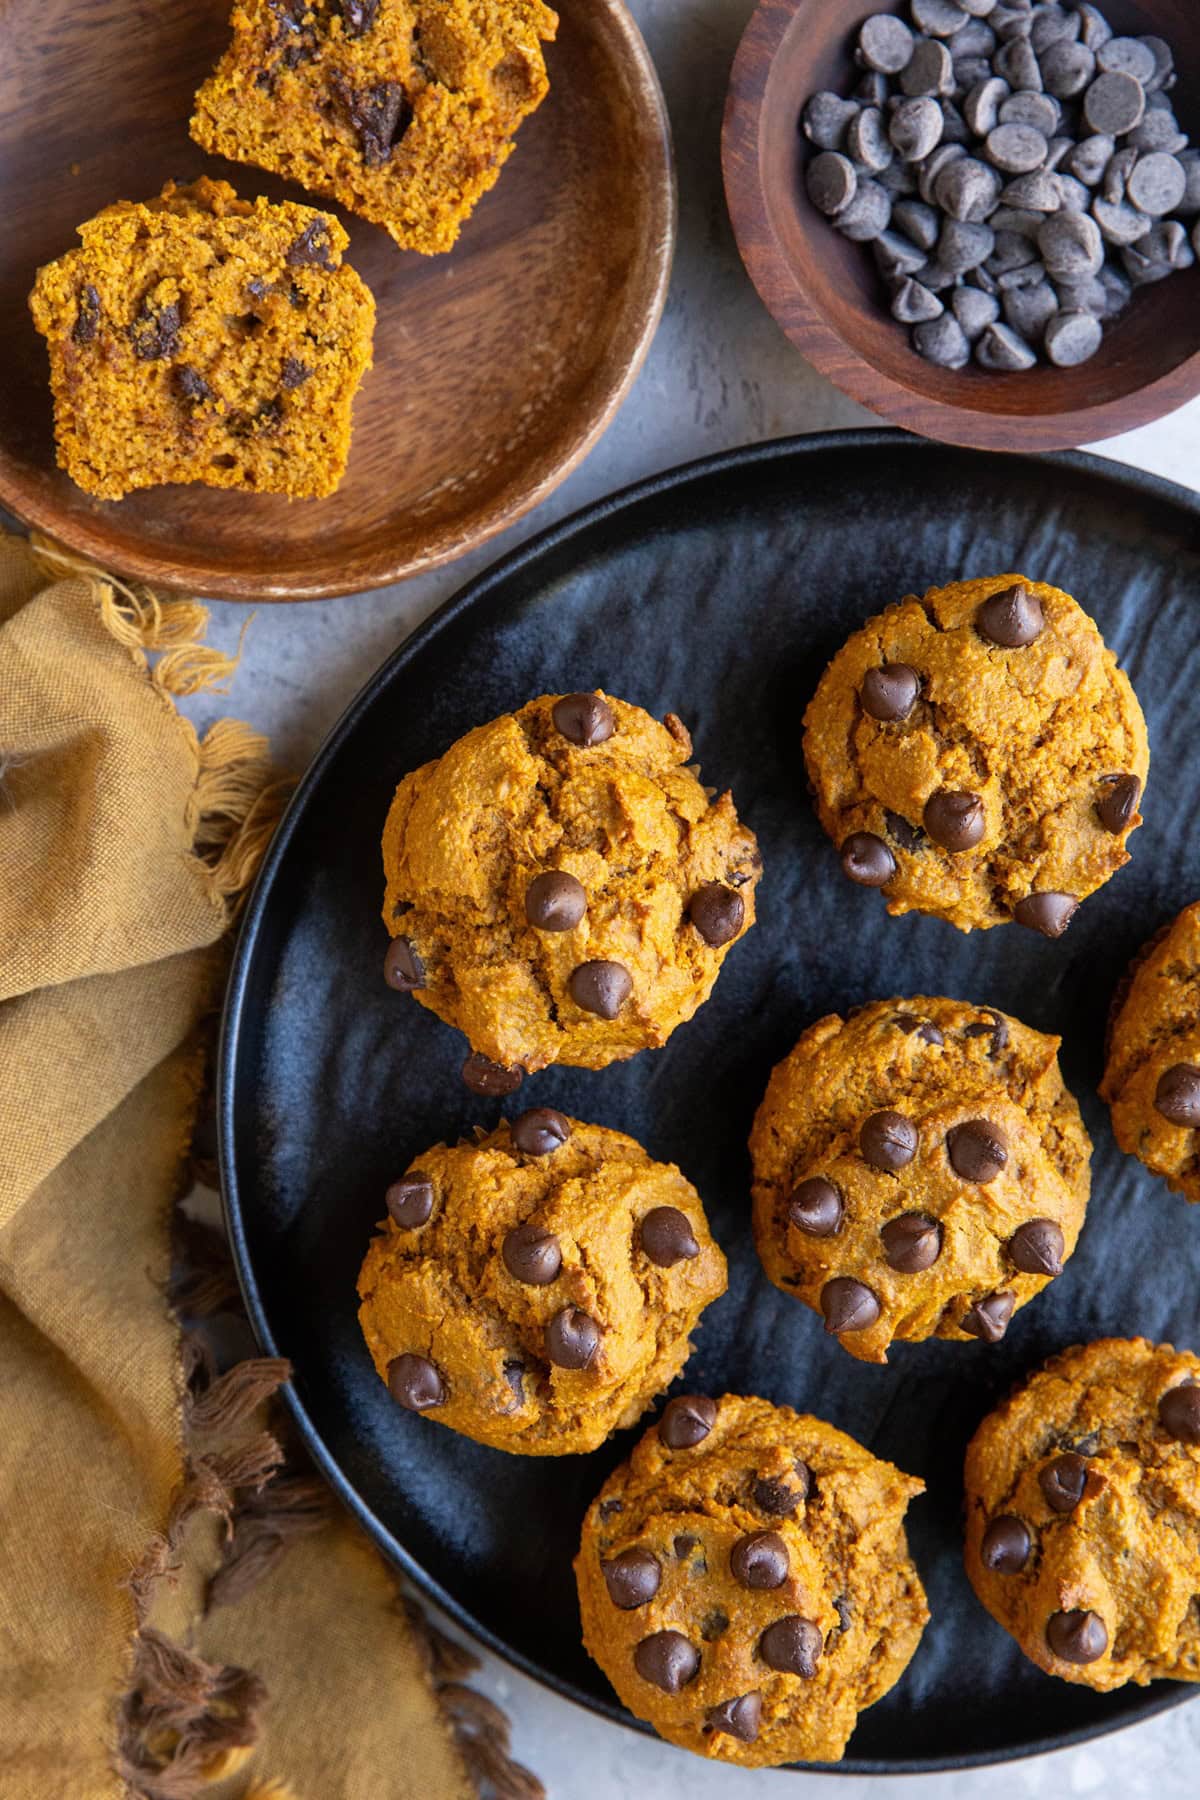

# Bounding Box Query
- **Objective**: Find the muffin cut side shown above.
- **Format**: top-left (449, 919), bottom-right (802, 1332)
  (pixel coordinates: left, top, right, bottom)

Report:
top-left (28, 178), bottom-right (375, 501)
top-left (191, 0), bottom-right (558, 255)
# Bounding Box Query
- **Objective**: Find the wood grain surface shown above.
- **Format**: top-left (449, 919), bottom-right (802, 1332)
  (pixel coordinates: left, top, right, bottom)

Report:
top-left (0, 0), bottom-right (675, 600)
top-left (722, 0), bottom-right (1200, 452)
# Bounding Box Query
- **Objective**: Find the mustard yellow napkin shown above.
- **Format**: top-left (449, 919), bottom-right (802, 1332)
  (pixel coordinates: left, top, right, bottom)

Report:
top-left (0, 535), bottom-right (537, 1800)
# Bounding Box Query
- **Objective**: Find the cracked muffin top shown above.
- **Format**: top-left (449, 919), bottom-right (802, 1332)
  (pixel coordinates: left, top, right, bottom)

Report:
top-left (802, 575), bottom-right (1149, 936)
top-left (750, 997), bottom-right (1092, 1365)
top-left (1102, 902), bottom-right (1200, 1206)
top-left (964, 1338), bottom-right (1200, 1692)
top-left (574, 1392), bottom-right (927, 1767)
top-left (356, 1112), bottom-right (727, 1455)
top-left (379, 691), bottom-right (762, 1081)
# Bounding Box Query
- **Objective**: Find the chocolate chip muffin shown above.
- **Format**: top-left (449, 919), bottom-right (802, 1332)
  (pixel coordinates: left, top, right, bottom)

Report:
top-left (574, 1393), bottom-right (927, 1767)
top-left (964, 1338), bottom-right (1200, 1691)
top-left (381, 692), bottom-right (761, 1083)
top-left (803, 576), bottom-right (1149, 935)
top-left (750, 997), bottom-right (1091, 1364)
top-left (1101, 902), bottom-right (1200, 1206)
top-left (357, 1113), bottom-right (727, 1455)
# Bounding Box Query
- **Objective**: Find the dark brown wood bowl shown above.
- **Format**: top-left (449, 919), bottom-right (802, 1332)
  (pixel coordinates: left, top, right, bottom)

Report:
top-left (722, 0), bottom-right (1200, 451)
top-left (0, 0), bottom-right (674, 601)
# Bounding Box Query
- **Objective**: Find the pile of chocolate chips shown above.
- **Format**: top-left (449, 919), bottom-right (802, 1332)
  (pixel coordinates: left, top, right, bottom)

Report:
top-left (800, 1), bottom-right (1199, 371)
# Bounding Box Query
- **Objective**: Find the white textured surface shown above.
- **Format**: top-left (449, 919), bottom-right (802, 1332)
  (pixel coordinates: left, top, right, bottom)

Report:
top-left (181, 0), bottom-right (1200, 1790)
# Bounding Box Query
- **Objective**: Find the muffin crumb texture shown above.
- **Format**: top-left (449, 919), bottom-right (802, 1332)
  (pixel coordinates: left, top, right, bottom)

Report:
top-left (803, 576), bottom-right (1148, 934)
top-left (575, 1393), bottom-right (927, 1766)
top-left (380, 692), bottom-right (762, 1073)
top-left (357, 1114), bottom-right (727, 1455)
top-left (191, 0), bottom-right (557, 255)
top-left (1102, 901), bottom-right (1200, 1204)
top-left (750, 997), bottom-right (1091, 1363)
top-left (965, 1337), bottom-right (1200, 1691)
top-left (28, 177), bottom-right (375, 501)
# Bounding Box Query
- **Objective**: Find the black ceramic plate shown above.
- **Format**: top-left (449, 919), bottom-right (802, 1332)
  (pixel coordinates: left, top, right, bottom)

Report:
top-left (220, 430), bottom-right (1200, 1773)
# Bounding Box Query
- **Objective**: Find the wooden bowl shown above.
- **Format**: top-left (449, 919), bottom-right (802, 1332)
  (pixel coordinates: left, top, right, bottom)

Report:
top-left (0, 0), bottom-right (674, 601)
top-left (723, 0), bottom-right (1200, 451)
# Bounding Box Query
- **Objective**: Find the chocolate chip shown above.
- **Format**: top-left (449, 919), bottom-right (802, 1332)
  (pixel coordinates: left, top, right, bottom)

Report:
top-left (545, 1306), bottom-right (600, 1369)
top-left (660, 1394), bottom-right (717, 1449)
top-left (882, 1212), bottom-right (942, 1272)
top-left (947, 1119), bottom-right (1009, 1183)
top-left (885, 810), bottom-right (925, 852)
top-left (525, 871), bottom-right (587, 932)
top-left (129, 300), bottom-right (181, 361)
top-left (840, 832), bottom-right (896, 887)
top-left (802, 90), bottom-right (860, 151)
top-left (502, 1360), bottom-right (526, 1409)
top-left (977, 583), bottom-right (1045, 646)
top-left (859, 12), bottom-right (914, 73)
top-left (674, 1533), bottom-right (701, 1560)
top-left (1044, 309), bottom-right (1104, 367)
top-left (510, 1108), bottom-right (571, 1156)
top-left (286, 220), bottom-right (336, 269)
top-left (598, 1498), bottom-right (623, 1520)
top-left (568, 960), bottom-right (632, 1019)
top-left (383, 936), bottom-right (425, 991)
top-left (640, 1207), bottom-right (700, 1268)
top-left (961, 1290), bottom-right (1015, 1342)
top-left (334, 78), bottom-right (414, 168)
top-left (807, 151), bottom-right (859, 215)
top-left (1014, 892), bottom-right (1079, 938)
top-left (634, 1631), bottom-right (700, 1693)
top-left (503, 1222), bottom-right (563, 1286)
top-left (602, 1548), bottom-right (660, 1610)
top-left (72, 284), bottom-right (101, 345)
top-left (1008, 1218), bottom-right (1065, 1276)
top-left (1084, 70), bottom-right (1145, 137)
top-left (386, 1176), bottom-right (434, 1229)
top-left (831, 1595), bottom-right (853, 1637)
top-left (387, 1353), bottom-right (445, 1410)
top-left (461, 1053), bottom-right (524, 1096)
top-left (1158, 1381), bottom-right (1200, 1444)
top-left (1047, 1609), bottom-right (1107, 1664)
top-left (760, 1614), bottom-right (822, 1677)
top-left (700, 1608), bottom-right (729, 1640)
top-left (175, 365), bottom-right (213, 402)
top-left (753, 1466), bottom-right (810, 1515)
top-left (552, 692), bottom-right (615, 746)
top-left (981, 1515), bottom-right (1031, 1573)
top-left (1040, 1452), bottom-right (1089, 1512)
top-left (860, 1110), bottom-right (919, 1171)
top-left (965, 1009), bottom-right (1009, 1053)
top-left (706, 1693), bottom-right (761, 1742)
top-left (786, 1178), bottom-right (844, 1237)
top-left (730, 1531), bottom-right (790, 1590)
top-left (862, 668), bottom-right (919, 725)
top-left (1154, 1064), bottom-right (1200, 1127)
top-left (890, 98), bottom-right (946, 164)
top-left (281, 355), bottom-right (310, 389)
top-left (687, 882), bottom-right (745, 948)
top-left (821, 1277), bottom-right (881, 1335)
top-left (924, 789), bottom-right (986, 852)
top-left (339, 0), bottom-right (380, 35)
top-left (1095, 773), bottom-right (1141, 833)
top-left (897, 1014), bottom-right (946, 1046)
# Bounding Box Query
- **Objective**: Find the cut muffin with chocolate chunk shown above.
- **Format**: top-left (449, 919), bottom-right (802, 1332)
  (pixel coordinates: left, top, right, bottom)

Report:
top-left (191, 0), bottom-right (557, 256)
top-left (750, 998), bottom-right (1092, 1364)
top-left (28, 178), bottom-right (375, 501)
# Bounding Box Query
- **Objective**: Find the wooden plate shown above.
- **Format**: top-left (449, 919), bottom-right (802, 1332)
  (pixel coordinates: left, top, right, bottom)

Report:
top-left (722, 0), bottom-right (1200, 453)
top-left (221, 432), bottom-right (1200, 1771)
top-left (0, 0), bottom-right (674, 601)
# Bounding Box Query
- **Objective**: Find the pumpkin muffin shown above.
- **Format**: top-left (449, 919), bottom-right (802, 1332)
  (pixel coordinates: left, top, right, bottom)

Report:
top-left (357, 1112), bottom-right (726, 1455)
top-left (191, 0), bottom-right (557, 255)
top-left (380, 692), bottom-right (762, 1082)
top-left (750, 998), bottom-right (1091, 1364)
top-left (28, 178), bottom-right (375, 501)
top-left (803, 575), bottom-right (1148, 936)
top-left (575, 1392), bottom-right (927, 1766)
top-left (1101, 902), bottom-right (1200, 1205)
top-left (964, 1338), bottom-right (1200, 1690)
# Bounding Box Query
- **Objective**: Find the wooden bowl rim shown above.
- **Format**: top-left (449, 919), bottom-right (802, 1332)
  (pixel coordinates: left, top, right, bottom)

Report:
top-left (721, 0), bottom-right (1200, 453)
top-left (0, 0), bottom-right (676, 602)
